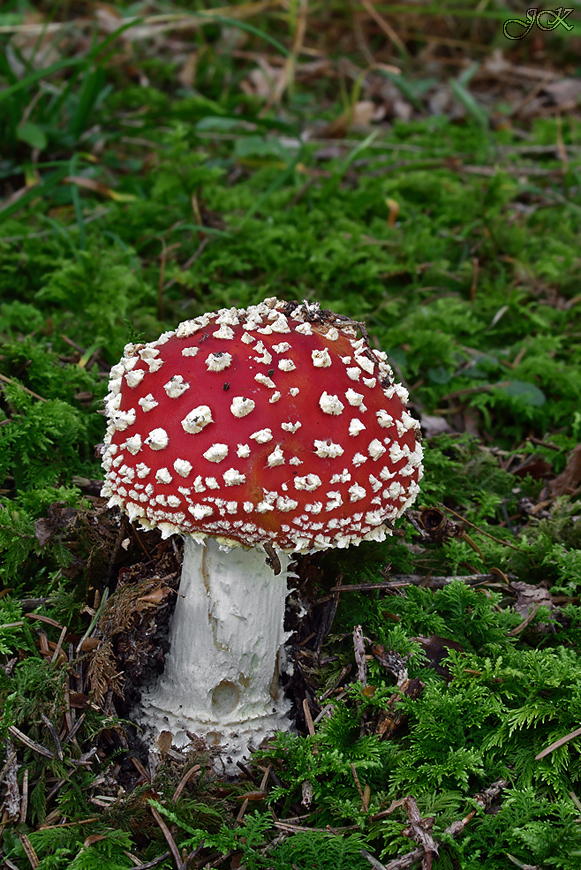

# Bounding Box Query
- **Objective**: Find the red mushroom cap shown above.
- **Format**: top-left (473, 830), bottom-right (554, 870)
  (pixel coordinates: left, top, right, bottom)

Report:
top-left (101, 298), bottom-right (423, 552)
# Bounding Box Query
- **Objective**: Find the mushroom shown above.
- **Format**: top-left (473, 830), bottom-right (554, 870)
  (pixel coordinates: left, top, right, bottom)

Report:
top-left (101, 298), bottom-right (423, 765)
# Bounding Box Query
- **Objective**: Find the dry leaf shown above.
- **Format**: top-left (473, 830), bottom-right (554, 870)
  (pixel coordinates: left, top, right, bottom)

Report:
top-left (8, 13), bottom-right (61, 75)
top-left (237, 790), bottom-right (268, 801)
top-left (83, 835), bottom-right (107, 848)
top-left (137, 588), bottom-right (173, 606)
top-left (544, 444), bottom-right (581, 499)
top-left (65, 176), bottom-right (137, 202)
top-left (321, 100), bottom-right (378, 138)
top-left (511, 581), bottom-right (553, 619)
top-left (178, 52), bottom-right (197, 88)
top-left (410, 635), bottom-right (464, 681)
top-left (95, 3), bottom-right (124, 34)
top-left (420, 414), bottom-right (454, 438)
top-left (246, 62), bottom-right (282, 99)
top-left (542, 78), bottom-right (581, 108)
top-left (156, 730), bottom-right (173, 757)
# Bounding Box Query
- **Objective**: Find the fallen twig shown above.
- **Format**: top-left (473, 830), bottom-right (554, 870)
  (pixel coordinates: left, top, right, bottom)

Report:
top-left (353, 625), bottom-right (367, 686)
top-left (506, 604), bottom-right (540, 637)
top-left (361, 779), bottom-right (509, 870)
top-left (18, 831), bottom-right (39, 868)
top-left (0, 372), bottom-right (46, 403)
top-left (75, 588), bottom-right (110, 654)
top-left (129, 852), bottom-right (172, 870)
top-left (40, 713), bottom-right (63, 761)
top-left (302, 697), bottom-right (316, 737)
top-left (535, 725), bottom-right (581, 761)
top-left (332, 573), bottom-right (516, 592)
top-left (172, 764), bottom-right (201, 803)
top-left (8, 727), bottom-right (53, 759)
top-left (401, 796), bottom-right (438, 869)
top-left (438, 504), bottom-right (522, 552)
top-left (149, 805), bottom-right (182, 869)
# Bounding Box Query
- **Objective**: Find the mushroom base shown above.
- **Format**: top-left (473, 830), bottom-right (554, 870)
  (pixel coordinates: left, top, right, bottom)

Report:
top-left (139, 536), bottom-right (292, 769)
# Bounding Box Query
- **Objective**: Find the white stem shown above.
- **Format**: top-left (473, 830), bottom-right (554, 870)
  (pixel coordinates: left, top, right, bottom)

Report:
top-left (140, 536), bottom-right (292, 766)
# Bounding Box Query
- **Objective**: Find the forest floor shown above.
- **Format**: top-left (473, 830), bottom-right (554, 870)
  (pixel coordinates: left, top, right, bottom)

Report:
top-left (1, 3), bottom-right (581, 869)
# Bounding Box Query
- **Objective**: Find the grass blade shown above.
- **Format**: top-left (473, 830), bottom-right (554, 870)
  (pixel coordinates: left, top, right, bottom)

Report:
top-left (450, 78), bottom-right (489, 130)
top-left (0, 57), bottom-right (87, 104)
top-left (195, 12), bottom-right (291, 58)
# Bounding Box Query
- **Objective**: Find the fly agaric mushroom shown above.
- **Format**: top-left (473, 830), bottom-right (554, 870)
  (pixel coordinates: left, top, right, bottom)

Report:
top-left (101, 298), bottom-right (423, 764)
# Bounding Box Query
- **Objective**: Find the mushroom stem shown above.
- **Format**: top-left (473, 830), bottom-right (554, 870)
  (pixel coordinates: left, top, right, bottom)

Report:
top-left (140, 536), bottom-right (292, 765)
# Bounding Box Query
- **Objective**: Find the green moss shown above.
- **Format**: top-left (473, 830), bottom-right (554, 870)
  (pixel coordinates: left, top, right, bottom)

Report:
top-left (1, 6), bottom-right (581, 867)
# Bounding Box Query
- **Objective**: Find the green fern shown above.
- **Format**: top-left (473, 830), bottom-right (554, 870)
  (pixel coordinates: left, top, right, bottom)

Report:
top-left (267, 830), bottom-right (371, 870)
top-left (3, 825), bottom-right (136, 870)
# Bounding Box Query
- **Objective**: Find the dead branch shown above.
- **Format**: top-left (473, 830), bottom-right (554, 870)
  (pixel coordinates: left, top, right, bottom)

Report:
top-left (353, 625), bottom-right (367, 686)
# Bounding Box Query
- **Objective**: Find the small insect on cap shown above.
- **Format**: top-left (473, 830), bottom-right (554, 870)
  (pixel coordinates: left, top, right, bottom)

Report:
top-left (101, 298), bottom-right (423, 552)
